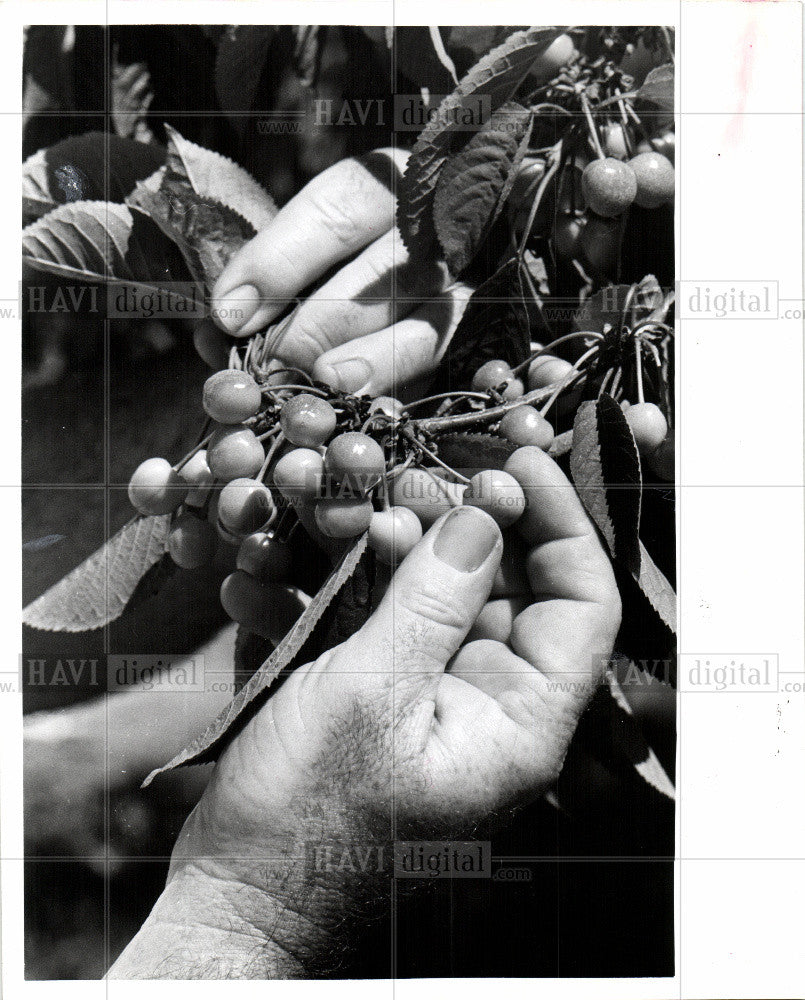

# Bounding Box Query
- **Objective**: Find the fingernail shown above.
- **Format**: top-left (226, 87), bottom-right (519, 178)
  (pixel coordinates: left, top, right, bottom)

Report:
top-left (328, 357), bottom-right (373, 393)
top-left (433, 507), bottom-right (500, 572)
top-left (214, 284), bottom-right (261, 334)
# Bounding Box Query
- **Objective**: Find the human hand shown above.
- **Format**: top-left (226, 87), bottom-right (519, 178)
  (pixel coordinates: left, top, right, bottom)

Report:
top-left (210, 149), bottom-right (471, 397)
top-left (110, 446), bottom-right (621, 978)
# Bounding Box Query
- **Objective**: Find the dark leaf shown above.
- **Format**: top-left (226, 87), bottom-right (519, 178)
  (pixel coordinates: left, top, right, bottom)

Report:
top-left (23, 515), bottom-right (171, 632)
top-left (433, 103), bottom-right (532, 274)
top-left (635, 64), bottom-right (674, 130)
top-left (446, 27), bottom-right (515, 76)
top-left (398, 27), bottom-right (562, 256)
top-left (214, 27), bottom-right (276, 133)
top-left (144, 532), bottom-right (370, 783)
top-left (570, 395), bottom-right (641, 576)
top-left (438, 432), bottom-right (520, 473)
top-left (573, 275), bottom-right (665, 336)
top-left (430, 257), bottom-right (530, 392)
top-left (607, 671), bottom-right (674, 799)
top-left (637, 539), bottom-right (677, 634)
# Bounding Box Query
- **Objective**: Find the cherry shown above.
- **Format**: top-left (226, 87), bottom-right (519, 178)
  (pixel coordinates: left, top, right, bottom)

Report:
top-left (637, 132), bottom-right (675, 165)
top-left (314, 497), bottom-right (374, 538)
top-left (279, 393), bottom-right (337, 448)
top-left (581, 158), bottom-right (637, 217)
top-left (601, 123), bottom-right (629, 160)
top-left (625, 402), bottom-right (668, 456)
top-left (207, 425), bottom-right (265, 482)
top-left (579, 213), bottom-right (622, 280)
top-left (529, 32), bottom-right (575, 80)
top-left (236, 532), bottom-right (292, 583)
top-left (628, 151), bottom-right (674, 209)
top-left (368, 506), bottom-right (423, 564)
top-left (323, 432), bottom-right (385, 493)
top-left (647, 435), bottom-right (674, 481)
top-left (499, 405), bottom-right (554, 450)
top-left (388, 468), bottom-right (465, 529)
top-left (272, 447), bottom-right (323, 503)
top-left (179, 449), bottom-right (213, 506)
top-left (553, 214), bottom-right (586, 261)
top-left (128, 457), bottom-right (188, 516)
top-left (471, 359), bottom-right (514, 392)
top-left (220, 571), bottom-right (304, 639)
top-left (463, 469), bottom-right (526, 528)
top-left (218, 478), bottom-right (274, 535)
top-left (168, 512), bottom-right (218, 569)
top-left (202, 369), bottom-right (262, 424)
top-left (527, 355), bottom-right (574, 391)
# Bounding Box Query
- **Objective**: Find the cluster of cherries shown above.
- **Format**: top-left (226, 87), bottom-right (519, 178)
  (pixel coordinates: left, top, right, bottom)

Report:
top-left (126, 363), bottom-right (568, 634)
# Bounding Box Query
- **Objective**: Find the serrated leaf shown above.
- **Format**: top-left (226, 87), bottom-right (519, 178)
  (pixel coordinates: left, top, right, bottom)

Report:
top-left (607, 671), bottom-right (674, 799)
top-left (144, 532), bottom-right (370, 783)
top-left (570, 395), bottom-right (641, 576)
top-left (573, 275), bottom-right (665, 336)
top-left (23, 515), bottom-right (171, 632)
top-left (433, 103), bottom-right (532, 274)
top-left (430, 257), bottom-right (530, 392)
top-left (398, 27), bottom-right (562, 256)
top-left (22, 148), bottom-right (56, 222)
top-left (438, 432), bottom-right (520, 473)
top-left (22, 200), bottom-right (197, 307)
top-left (635, 64), bottom-right (674, 129)
top-left (637, 539), bottom-right (677, 634)
top-left (548, 429), bottom-right (572, 457)
top-left (163, 124), bottom-right (277, 233)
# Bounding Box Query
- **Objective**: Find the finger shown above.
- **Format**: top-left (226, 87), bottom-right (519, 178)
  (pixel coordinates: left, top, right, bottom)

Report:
top-left (464, 597), bottom-right (529, 644)
top-left (113, 62), bottom-right (147, 85)
top-left (311, 283), bottom-right (472, 395)
top-left (128, 74), bottom-right (152, 99)
top-left (211, 149), bottom-right (407, 337)
top-left (332, 506), bottom-right (502, 699)
top-left (503, 446), bottom-right (622, 715)
top-left (267, 227), bottom-right (449, 373)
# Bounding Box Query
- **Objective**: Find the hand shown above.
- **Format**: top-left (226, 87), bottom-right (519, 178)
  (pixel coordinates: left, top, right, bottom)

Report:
top-left (210, 149), bottom-right (472, 397)
top-left (109, 447), bottom-right (621, 979)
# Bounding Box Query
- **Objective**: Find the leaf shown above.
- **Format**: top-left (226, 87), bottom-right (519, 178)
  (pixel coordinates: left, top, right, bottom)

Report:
top-left (292, 25), bottom-right (324, 88)
top-left (22, 148), bottom-right (56, 222)
top-left (398, 27), bottom-right (562, 256)
top-left (433, 103), bottom-right (532, 274)
top-left (548, 429), bottom-right (572, 457)
top-left (438, 432), bottom-right (520, 473)
top-left (570, 395), bottom-right (641, 576)
top-left (23, 515), bottom-right (171, 632)
top-left (144, 532), bottom-right (370, 783)
top-left (430, 257), bottom-right (530, 392)
top-left (163, 125), bottom-right (277, 233)
top-left (607, 671), bottom-right (675, 799)
top-left (22, 200), bottom-right (197, 307)
top-left (635, 64), bottom-right (674, 130)
top-left (573, 275), bottom-right (665, 336)
top-left (214, 27), bottom-right (276, 135)
top-left (128, 176), bottom-right (256, 290)
top-left (637, 539), bottom-right (677, 634)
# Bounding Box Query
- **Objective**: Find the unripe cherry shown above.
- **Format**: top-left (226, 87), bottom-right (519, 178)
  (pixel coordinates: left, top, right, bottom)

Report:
top-left (499, 405), bottom-right (554, 450)
top-left (581, 158), bottom-right (637, 217)
top-left (218, 478), bottom-right (274, 536)
top-left (314, 497), bottom-right (374, 538)
top-left (628, 151), bottom-right (674, 209)
top-left (368, 506), bottom-right (423, 564)
top-left (272, 447), bottom-right (323, 502)
top-left (220, 571), bottom-right (305, 639)
top-left (207, 425), bottom-right (265, 483)
top-left (323, 432), bottom-right (385, 493)
top-left (626, 402), bottom-right (668, 456)
top-left (388, 468), bottom-right (465, 529)
top-left (202, 369), bottom-right (262, 424)
top-left (527, 355), bottom-right (574, 391)
top-left (279, 393), bottom-right (337, 447)
top-left (236, 532), bottom-right (292, 583)
top-left (463, 469), bottom-right (526, 528)
top-left (128, 457), bottom-right (188, 516)
top-left (179, 449), bottom-right (213, 506)
top-left (168, 512), bottom-right (218, 569)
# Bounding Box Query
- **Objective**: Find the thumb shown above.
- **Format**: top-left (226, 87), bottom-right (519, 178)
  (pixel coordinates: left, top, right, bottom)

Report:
top-left (337, 507), bottom-right (503, 695)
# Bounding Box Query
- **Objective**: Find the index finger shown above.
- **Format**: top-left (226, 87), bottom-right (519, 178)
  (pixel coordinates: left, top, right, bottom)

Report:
top-left (211, 148), bottom-right (407, 337)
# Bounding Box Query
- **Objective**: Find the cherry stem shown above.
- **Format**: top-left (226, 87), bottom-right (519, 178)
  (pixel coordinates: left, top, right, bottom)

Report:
top-left (580, 92), bottom-right (605, 160)
top-left (511, 330), bottom-right (603, 376)
top-left (421, 466), bottom-right (464, 507)
top-left (228, 345), bottom-right (242, 370)
top-left (418, 386), bottom-right (555, 434)
top-left (407, 433), bottom-right (471, 485)
top-left (610, 366), bottom-right (623, 399)
top-left (517, 151), bottom-right (561, 260)
top-left (173, 432), bottom-right (213, 473)
top-left (538, 346), bottom-right (598, 417)
top-left (384, 453), bottom-right (415, 484)
top-left (263, 383), bottom-right (329, 398)
top-left (402, 390), bottom-right (490, 412)
top-left (261, 366), bottom-right (313, 387)
top-left (660, 27), bottom-right (675, 65)
top-left (635, 337), bottom-right (645, 403)
top-left (257, 431), bottom-right (286, 481)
